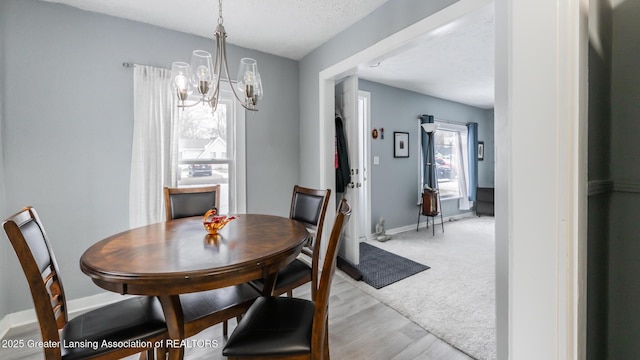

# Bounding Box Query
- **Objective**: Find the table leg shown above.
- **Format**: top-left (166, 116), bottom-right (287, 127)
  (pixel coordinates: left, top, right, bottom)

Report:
top-left (261, 271), bottom-right (278, 296)
top-left (158, 295), bottom-right (185, 360)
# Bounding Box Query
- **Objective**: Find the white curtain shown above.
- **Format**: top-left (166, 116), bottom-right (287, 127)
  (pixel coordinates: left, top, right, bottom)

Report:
top-left (129, 65), bottom-right (177, 228)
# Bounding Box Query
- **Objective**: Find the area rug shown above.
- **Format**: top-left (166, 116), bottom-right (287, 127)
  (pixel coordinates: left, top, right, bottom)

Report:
top-left (338, 216), bottom-right (496, 360)
top-left (355, 242), bottom-right (430, 289)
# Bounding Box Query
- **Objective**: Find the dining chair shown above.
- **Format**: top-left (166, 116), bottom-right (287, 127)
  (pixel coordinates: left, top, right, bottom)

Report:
top-left (223, 198), bottom-right (351, 360)
top-left (253, 185), bottom-right (331, 300)
top-left (163, 185), bottom-right (220, 221)
top-left (2, 207), bottom-right (167, 360)
top-left (164, 185), bottom-right (260, 338)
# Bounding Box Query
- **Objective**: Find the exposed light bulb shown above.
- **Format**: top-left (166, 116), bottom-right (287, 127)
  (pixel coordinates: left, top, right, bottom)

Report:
top-left (197, 65), bottom-right (211, 81)
top-left (175, 73), bottom-right (188, 90)
top-left (243, 71), bottom-right (255, 84)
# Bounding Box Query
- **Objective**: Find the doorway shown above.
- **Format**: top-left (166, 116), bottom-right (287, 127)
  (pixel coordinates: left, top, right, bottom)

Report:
top-left (317, 0), bottom-right (587, 358)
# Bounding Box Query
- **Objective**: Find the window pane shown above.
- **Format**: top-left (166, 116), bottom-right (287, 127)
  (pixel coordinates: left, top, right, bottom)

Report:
top-left (175, 97), bottom-right (233, 214)
top-left (177, 163), bottom-right (230, 214)
top-left (178, 103), bottom-right (229, 160)
top-left (434, 129), bottom-right (461, 198)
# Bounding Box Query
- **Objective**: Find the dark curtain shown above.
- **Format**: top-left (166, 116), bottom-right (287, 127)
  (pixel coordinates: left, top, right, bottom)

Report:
top-left (419, 114), bottom-right (435, 188)
top-left (467, 122), bottom-right (479, 201)
top-left (335, 113), bottom-right (350, 193)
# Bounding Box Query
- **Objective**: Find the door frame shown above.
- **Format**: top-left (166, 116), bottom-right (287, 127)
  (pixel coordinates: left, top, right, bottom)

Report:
top-left (334, 76), bottom-right (360, 264)
top-left (358, 90), bottom-right (372, 240)
top-left (318, 0), bottom-right (588, 358)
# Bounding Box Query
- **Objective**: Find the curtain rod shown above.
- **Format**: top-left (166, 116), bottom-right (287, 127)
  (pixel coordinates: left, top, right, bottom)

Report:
top-left (122, 62), bottom-right (169, 70)
top-left (434, 118), bottom-right (464, 125)
top-left (418, 114), bottom-right (461, 125)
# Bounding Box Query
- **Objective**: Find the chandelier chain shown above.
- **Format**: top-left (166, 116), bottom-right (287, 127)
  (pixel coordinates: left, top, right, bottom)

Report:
top-left (218, 0), bottom-right (224, 25)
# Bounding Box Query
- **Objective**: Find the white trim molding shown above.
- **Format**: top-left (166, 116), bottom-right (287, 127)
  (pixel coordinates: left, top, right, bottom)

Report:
top-left (391, 211), bottom-right (476, 236)
top-left (0, 292), bottom-right (131, 340)
top-left (495, 0), bottom-right (589, 358)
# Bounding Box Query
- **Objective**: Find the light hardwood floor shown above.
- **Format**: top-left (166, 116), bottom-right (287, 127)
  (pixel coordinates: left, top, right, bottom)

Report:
top-left (0, 273), bottom-right (474, 360)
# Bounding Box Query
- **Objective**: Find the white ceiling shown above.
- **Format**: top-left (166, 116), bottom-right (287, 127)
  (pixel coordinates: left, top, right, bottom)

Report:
top-left (358, 3), bottom-right (495, 109)
top-left (39, 0), bottom-right (495, 109)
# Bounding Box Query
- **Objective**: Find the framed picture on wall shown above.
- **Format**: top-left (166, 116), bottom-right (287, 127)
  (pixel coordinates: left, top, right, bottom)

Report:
top-left (478, 141), bottom-right (485, 161)
top-left (394, 132), bottom-right (409, 158)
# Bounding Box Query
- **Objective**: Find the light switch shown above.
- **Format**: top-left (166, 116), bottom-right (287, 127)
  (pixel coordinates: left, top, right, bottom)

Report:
top-left (373, 156), bottom-right (380, 165)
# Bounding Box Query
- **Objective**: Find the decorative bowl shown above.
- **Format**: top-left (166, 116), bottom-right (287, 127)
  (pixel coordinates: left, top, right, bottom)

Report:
top-left (203, 209), bottom-right (238, 235)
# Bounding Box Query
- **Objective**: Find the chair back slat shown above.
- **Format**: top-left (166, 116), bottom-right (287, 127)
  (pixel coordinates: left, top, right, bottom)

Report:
top-left (42, 267), bottom-right (66, 328)
top-left (164, 185), bottom-right (221, 221)
top-left (3, 207), bottom-right (67, 350)
top-left (311, 198), bottom-right (351, 357)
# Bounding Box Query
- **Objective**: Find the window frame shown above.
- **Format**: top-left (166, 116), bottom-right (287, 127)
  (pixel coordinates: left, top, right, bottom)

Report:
top-left (175, 83), bottom-right (246, 214)
top-left (419, 121), bottom-right (469, 201)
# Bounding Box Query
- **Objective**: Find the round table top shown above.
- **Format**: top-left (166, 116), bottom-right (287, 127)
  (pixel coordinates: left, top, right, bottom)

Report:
top-left (80, 214), bottom-right (309, 295)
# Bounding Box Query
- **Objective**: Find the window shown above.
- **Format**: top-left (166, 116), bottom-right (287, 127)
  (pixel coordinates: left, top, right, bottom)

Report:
top-left (421, 122), bottom-right (469, 200)
top-left (175, 84), bottom-right (246, 214)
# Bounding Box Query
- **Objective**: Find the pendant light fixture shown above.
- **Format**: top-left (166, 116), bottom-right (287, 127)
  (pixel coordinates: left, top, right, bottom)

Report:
top-left (170, 0), bottom-right (263, 112)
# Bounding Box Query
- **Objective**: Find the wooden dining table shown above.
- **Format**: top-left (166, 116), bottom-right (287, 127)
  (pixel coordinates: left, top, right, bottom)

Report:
top-left (80, 214), bottom-right (310, 360)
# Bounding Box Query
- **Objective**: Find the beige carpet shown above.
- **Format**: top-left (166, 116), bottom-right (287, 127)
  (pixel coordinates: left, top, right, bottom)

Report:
top-left (338, 216), bottom-right (496, 360)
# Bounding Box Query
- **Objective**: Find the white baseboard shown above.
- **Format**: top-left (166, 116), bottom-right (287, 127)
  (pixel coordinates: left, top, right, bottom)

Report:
top-left (385, 211), bottom-right (476, 236)
top-left (0, 292), bottom-right (131, 340)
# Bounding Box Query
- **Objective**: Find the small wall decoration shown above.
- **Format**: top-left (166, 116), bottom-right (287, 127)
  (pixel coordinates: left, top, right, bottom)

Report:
top-left (372, 128), bottom-right (379, 139)
top-left (394, 132), bottom-right (409, 158)
top-left (478, 141), bottom-right (485, 161)
top-left (380, 128), bottom-right (385, 139)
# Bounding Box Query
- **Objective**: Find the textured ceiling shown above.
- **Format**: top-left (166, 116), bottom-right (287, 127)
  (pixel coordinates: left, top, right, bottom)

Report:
top-left (38, 0), bottom-right (495, 109)
top-left (39, 0), bottom-right (391, 60)
top-left (357, 2), bottom-right (495, 109)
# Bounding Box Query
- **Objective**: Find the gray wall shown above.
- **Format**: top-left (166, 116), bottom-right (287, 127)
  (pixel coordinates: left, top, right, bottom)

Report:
top-left (609, 0), bottom-right (640, 358)
top-left (0, 2), bottom-right (615, 358)
top-left (0, 0), bottom-right (7, 321)
top-left (298, 0), bottom-right (459, 190)
top-left (0, 0), bottom-right (299, 316)
top-left (359, 79), bottom-right (494, 230)
top-left (478, 109), bottom-right (495, 187)
top-left (587, 0), bottom-right (612, 358)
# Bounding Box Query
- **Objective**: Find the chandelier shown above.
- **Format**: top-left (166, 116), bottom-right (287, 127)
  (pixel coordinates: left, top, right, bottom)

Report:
top-left (170, 0), bottom-right (263, 112)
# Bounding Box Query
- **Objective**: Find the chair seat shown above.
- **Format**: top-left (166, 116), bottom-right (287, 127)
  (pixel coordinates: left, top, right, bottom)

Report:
top-left (60, 296), bottom-right (166, 360)
top-left (276, 259), bottom-right (312, 289)
top-left (253, 259), bottom-right (312, 293)
top-left (180, 284), bottom-right (261, 325)
top-left (223, 296), bottom-right (315, 357)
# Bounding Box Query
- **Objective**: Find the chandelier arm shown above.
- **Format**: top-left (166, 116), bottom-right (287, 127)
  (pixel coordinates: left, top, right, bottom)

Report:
top-left (177, 98), bottom-right (206, 108)
top-left (209, 76), bottom-right (221, 113)
top-left (219, 36), bottom-right (257, 112)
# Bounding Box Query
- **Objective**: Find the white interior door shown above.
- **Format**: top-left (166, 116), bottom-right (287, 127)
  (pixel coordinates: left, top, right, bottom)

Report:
top-left (337, 76), bottom-right (360, 264)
